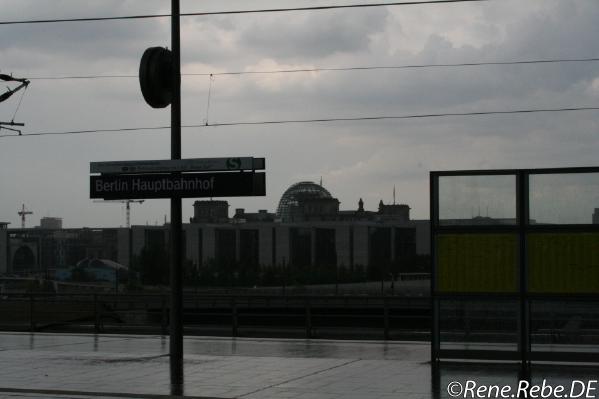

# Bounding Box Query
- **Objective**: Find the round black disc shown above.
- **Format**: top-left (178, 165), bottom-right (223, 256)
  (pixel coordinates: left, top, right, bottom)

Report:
top-left (139, 47), bottom-right (172, 108)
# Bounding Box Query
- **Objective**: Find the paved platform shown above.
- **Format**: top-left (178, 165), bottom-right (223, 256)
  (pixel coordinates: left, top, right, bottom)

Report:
top-left (0, 333), bottom-right (431, 399)
top-left (1, 333), bottom-right (596, 399)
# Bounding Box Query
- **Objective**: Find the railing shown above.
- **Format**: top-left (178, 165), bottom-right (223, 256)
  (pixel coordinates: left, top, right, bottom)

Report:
top-left (1, 292), bottom-right (594, 350)
top-left (0, 293), bottom-right (431, 340)
top-left (398, 273), bottom-right (430, 281)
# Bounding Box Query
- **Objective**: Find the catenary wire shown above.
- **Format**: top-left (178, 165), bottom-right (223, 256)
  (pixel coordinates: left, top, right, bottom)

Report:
top-left (0, 0), bottom-right (488, 25)
top-left (10, 85), bottom-right (28, 121)
top-left (2, 106), bottom-right (598, 139)
top-left (24, 57), bottom-right (599, 81)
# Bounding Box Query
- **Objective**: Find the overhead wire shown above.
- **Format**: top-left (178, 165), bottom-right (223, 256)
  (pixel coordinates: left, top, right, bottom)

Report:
top-left (189, 57), bottom-right (599, 76)
top-left (1, 1), bottom-right (595, 139)
top-left (2, 106), bottom-right (598, 139)
top-left (0, 0), bottom-right (489, 26)
top-left (10, 84), bottom-right (28, 122)
top-left (24, 57), bottom-right (599, 81)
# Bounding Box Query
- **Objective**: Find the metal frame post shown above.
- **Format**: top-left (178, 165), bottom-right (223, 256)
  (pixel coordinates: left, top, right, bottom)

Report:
top-left (430, 173), bottom-right (439, 366)
top-left (383, 296), bottom-right (390, 340)
top-left (231, 297), bottom-right (239, 337)
top-left (305, 297), bottom-right (312, 338)
top-left (517, 171), bottom-right (531, 380)
top-left (29, 294), bottom-right (35, 332)
top-left (169, 0), bottom-right (184, 393)
top-left (94, 293), bottom-right (100, 333)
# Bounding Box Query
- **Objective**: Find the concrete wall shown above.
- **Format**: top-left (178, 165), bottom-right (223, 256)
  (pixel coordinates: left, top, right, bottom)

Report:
top-left (353, 225), bottom-right (369, 266)
top-left (335, 225), bottom-right (351, 267)
top-left (413, 220), bottom-right (430, 255)
top-left (258, 225), bottom-right (274, 266)
top-left (116, 219), bottom-right (430, 273)
top-left (202, 226), bottom-right (215, 263)
top-left (0, 229), bottom-right (7, 274)
top-left (184, 226), bottom-right (201, 266)
top-left (131, 227), bottom-right (146, 257)
top-left (274, 226), bottom-right (290, 266)
top-left (117, 228), bottom-right (130, 267)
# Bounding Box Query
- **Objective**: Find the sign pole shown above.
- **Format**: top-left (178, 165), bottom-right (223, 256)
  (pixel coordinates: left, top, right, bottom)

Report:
top-left (169, 0), bottom-right (184, 394)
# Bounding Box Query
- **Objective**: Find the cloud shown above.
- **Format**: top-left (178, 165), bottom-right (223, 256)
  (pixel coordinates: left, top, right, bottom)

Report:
top-left (237, 8), bottom-right (389, 60)
top-left (1, 0), bottom-right (599, 226)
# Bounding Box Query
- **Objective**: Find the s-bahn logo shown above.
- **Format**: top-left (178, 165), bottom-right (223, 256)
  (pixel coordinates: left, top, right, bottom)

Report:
top-left (226, 157), bottom-right (242, 170)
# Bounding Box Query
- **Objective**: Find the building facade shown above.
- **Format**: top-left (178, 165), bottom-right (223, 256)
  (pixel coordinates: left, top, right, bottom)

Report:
top-left (0, 182), bottom-right (431, 284)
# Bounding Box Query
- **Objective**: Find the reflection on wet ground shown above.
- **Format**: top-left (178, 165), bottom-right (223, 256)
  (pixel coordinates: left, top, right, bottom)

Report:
top-left (0, 333), bottom-right (595, 399)
top-left (0, 332), bottom-right (429, 360)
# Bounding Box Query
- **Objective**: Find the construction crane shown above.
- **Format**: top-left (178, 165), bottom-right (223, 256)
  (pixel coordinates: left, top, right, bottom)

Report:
top-left (93, 199), bottom-right (144, 228)
top-left (17, 204), bottom-right (33, 228)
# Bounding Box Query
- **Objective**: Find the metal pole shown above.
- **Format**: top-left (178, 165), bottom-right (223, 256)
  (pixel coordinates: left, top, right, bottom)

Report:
top-left (517, 171), bottom-right (531, 381)
top-left (29, 293), bottom-right (35, 332)
top-left (430, 173), bottom-right (440, 367)
top-left (169, 0), bottom-right (184, 393)
top-left (94, 294), bottom-right (100, 333)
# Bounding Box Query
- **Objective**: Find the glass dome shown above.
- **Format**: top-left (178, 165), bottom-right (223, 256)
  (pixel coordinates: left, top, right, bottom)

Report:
top-left (276, 181), bottom-right (332, 221)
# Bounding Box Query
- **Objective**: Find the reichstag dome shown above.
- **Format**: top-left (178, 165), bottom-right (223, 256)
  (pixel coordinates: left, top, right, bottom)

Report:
top-left (276, 181), bottom-right (332, 221)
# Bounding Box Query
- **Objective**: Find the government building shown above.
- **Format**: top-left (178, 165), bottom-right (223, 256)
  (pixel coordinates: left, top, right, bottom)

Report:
top-left (0, 182), bottom-right (430, 286)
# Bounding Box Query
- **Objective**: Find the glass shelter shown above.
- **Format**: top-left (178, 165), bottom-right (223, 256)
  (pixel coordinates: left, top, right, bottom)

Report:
top-left (430, 167), bottom-right (599, 376)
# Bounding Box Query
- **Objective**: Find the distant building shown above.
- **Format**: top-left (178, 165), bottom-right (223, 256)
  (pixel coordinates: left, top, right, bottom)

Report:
top-left (0, 223), bottom-right (8, 274)
top-left (378, 200), bottom-right (410, 222)
top-left (233, 209), bottom-right (276, 223)
top-left (184, 181), bottom-right (429, 274)
top-left (441, 216), bottom-right (519, 226)
top-left (2, 227), bottom-right (130, 277)
top-left (594, 208), bottom-right (599, 224)
top-left (39, 217), bottom-right (63, 230)
top-left (190, 200), bottom-right (229, 223)
top-left (0, 181), bottom-right (431, 283)
top-left (276, 181), bottom-right (336, 222)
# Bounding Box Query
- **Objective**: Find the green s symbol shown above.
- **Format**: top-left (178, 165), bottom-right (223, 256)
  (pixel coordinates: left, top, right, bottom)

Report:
top-left (227, 157), bottom-right (241, 169)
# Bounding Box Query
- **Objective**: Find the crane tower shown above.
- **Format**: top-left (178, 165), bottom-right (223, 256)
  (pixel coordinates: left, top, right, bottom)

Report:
top-left (17, 203), bottom-right (33, 228)
top-left (93, 199), bottom-right (144, 228)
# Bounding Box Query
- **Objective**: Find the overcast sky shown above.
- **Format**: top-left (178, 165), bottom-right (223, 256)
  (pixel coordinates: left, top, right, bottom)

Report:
top-left (1, 0), bottom-right (598, 228)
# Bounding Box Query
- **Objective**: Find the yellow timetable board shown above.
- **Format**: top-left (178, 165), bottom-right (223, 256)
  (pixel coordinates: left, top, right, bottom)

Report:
top-left (528, 233), bottom-right (599, 293)
top-left (437, 234), bottom-right (518, 293)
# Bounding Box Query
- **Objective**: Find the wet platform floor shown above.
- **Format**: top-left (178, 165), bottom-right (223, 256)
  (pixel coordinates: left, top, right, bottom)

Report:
top-left (0, 333), bottom-right (430, 399)
top-left (0, 333), bottom-right (595, 399)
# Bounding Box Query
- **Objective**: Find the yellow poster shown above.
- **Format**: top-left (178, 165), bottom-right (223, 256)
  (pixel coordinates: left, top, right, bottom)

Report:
top-left (437, 234), bottom-right (518, 293)
top-left (528, 233), bottom-right (599, 293)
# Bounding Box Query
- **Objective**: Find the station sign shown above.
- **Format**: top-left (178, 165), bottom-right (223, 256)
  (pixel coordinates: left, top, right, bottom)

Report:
top-left (90, 171), bottom-right (265, 200)
top-left (90, 157), bottom-right (265, 175)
